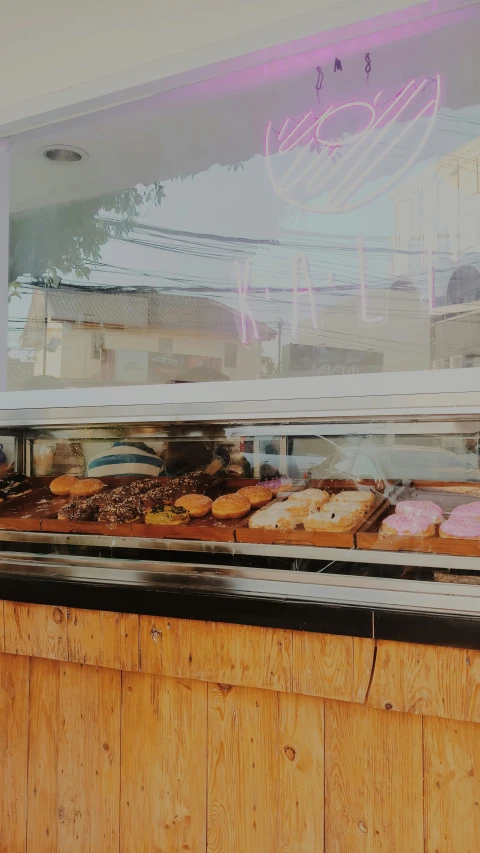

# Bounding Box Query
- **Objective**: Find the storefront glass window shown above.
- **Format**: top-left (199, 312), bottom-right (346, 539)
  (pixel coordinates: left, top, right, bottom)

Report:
top-left (7, 2), bottom-right (480, 390)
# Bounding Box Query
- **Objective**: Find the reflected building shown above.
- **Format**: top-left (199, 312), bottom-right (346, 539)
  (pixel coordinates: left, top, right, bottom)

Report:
top-left (21, 286), bottom-right (274, 386)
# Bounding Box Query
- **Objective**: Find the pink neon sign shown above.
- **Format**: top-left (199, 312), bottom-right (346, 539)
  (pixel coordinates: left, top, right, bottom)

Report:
top-left (264, 75), bottom-right (440, 214)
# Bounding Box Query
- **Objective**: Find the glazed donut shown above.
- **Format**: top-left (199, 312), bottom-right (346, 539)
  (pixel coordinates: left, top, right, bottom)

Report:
top-left (212, 494), bottom-right (251, 520)
top-left (50, 475), bottom-right (79, 496)
top-left (175, 494), bottom-right (213, 518)
top-left (69, 478), bottom-right (105, 498)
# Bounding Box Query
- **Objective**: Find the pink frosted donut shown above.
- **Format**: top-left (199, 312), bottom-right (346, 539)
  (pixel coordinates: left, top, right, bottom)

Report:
top-left (381, 513), bottom-right (435, 537)
top-left (450, 501), bottom-right (480, 519)
top-left (439, 517), bottom-right (480, 539)
top-left (395, 500), bottom-right (444, 524)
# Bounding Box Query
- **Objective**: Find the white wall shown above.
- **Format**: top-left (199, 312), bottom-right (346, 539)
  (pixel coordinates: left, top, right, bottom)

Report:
top-left (0, 0), bottom-right (424, 134)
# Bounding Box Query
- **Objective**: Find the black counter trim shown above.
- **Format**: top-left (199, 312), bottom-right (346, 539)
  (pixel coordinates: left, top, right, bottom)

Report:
top-left (374, 608), bottom-right (480, 650)
top-left (2, 574), bottom-right (480, 649)
top-left (0, 574), bottom-right (373, 638)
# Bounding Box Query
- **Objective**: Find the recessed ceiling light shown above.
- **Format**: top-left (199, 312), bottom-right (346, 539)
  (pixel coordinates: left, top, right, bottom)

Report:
top-left (42, 145), bottom-right (88, 163)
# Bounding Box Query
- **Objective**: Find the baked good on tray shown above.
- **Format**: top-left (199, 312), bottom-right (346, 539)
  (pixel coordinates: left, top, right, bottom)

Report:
top-left (0, 473), bottom-right (32, 500)
top-left (212, 494), bottom-right (251, 520)
top-left (174, 494), bottom-right (212, 518)
top-left (380, 514), bottom-right (435, 537)
top-left (259, 477), bottom-right (293, 496)
top-left (50, 475), bottom-right (79, 496)
top-left (145, 505), bottom-right (190, 526)
top-left (450, 501), bottom-right (480, 519)
top-left (329, 490), bottom-right (375, 510)
top-left (439, 517), bottom-right (480, 539)
top-left (304, 506), bottom-right (363, 532)
top-left (287, 489), bottom-right (329, 508)
top-left (395, 500), bottom-right (444, 524)
top-left (70, 478), bottom-right (105, 498)
top-left (248, 505), bottom-right (297, 531)
top-left (236, 485), bottom-right (273, 508)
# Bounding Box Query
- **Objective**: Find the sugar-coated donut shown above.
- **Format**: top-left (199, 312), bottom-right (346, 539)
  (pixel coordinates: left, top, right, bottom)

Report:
top-left (69, 478), bottom-right (105, 498)
top-left (439, 517), bottom-right (480, 539)
top-left (50, 475), bottom-right (79, 496)
top-left (248, 506), bottom-right (297, 531)
top-left (212, 494), bottom-right (251, 520)
top-left (381, 513), bottom-right (435, 537)
top-left (395, 500), bottom-right (443, 524)
top-left (237, 485), bottom-right (272, 508)
top-left (450, 501), bottom-right (480, 519)
top-left (175, 494), bottom-right (213, 518)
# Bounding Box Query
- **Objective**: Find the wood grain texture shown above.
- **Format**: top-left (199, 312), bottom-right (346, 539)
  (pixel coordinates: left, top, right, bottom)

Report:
top-left (4, 601), bottom-right (67, 660)
top-left (67, 608), bottom-right (139, 671)
top-left (292, 630), bottom-right (355, 701)
top-left (325, 699), bottom-right (424, 853)
top-left (424, 716), bottom-right (480, 853)
top-left (367, 640), bottom-right (469, 720)
top-left (353, 637), bottom-right (376, 703)
top-left (0, 652), bottom-right (29, 853)
top-left (139, 616), bottom-right (292, 692)
top-left (57, 663), bottom-right (121, 852)
top-left (0, 599), bottom-right (4, 652)
top-left (121, 671), bottom-right (207, 853)
top-left (27, 658), bottom-right (60, 853)
top-left (208, 684), bottom-right (324, 853)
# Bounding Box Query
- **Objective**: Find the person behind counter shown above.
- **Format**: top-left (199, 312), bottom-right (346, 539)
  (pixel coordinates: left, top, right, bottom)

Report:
top-left (86, 439), bottom-right (227, 479)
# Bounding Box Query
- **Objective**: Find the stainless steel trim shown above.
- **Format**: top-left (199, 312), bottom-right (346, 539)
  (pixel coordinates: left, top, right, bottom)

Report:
top-left (0, 550), bottom-right (479, 617)
top-left (0, 528), bottom-right (479, 571)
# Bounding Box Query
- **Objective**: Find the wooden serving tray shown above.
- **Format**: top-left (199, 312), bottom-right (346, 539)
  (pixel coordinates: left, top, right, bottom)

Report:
top-left (356, 501), bottom-right (480, 557)
top-left (236, 495), bottom-right (387, 549)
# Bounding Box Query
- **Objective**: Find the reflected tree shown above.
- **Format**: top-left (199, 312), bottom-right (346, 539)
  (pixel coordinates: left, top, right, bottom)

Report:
top-left (9, 183), bottom-right (165, 282)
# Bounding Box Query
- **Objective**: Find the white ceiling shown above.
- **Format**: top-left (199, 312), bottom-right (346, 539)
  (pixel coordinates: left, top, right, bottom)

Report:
top-left (9, 7), bottom-right (480, 214)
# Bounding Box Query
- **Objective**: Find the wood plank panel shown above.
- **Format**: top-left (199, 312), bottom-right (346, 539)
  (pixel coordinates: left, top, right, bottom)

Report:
top-left (121, 672), bottom-right (207, 853)
top-left (139, 616), bottom-right (292, 692)
top-left (67, 608), bottom-right (139, 671)
top-left (0, 599), bottom-right (4, 652)
top-left (325, 699), bottom-right (424, 853)
top-left (208, 683), bottom-right (324, 853)
top-left (58, 663), bottom-right (120, 852)
top-left (0, 652), bottom-right (29, 853)
top-left (27, 658), bottom-right (60, 853)
top-left (4, 601), bottom-right (67, 660)
top-left (353, 637), bottom-right (375, 703)
top-left (292, 630), bottom-right (355, 701)
top-left (424, 716), bottom-right (480, 853)
top-left (367, 640), bottom-right (469, 720)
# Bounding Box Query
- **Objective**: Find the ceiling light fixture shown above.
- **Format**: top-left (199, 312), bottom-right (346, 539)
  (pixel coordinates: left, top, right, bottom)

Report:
top-left (42, 145), bottom-right (88, 163)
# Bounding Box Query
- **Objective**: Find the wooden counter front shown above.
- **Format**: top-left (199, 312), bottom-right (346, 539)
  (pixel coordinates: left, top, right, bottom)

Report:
top-left (0, 599), bottom-right (477, 851)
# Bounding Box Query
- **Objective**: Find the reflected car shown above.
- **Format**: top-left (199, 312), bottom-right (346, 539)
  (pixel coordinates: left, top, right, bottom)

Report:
top-left (308, 445), bottom-right (480, 484)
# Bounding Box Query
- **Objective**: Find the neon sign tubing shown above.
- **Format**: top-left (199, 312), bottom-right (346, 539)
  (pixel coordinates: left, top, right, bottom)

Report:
top-left (358, 236), bottom-right (384, 324)
top-left (292, 255), bottom-right (318, 340)
top-left (273, 79), bottom-right (424, 200)
top-left (234, 259), bottom-right (259, 344)
top-left (332, 80), bottom-right (434, 205)
top-left (314, 78), bottom-right (428, 200)
top-left (264, 75), bottom-right (440, 213)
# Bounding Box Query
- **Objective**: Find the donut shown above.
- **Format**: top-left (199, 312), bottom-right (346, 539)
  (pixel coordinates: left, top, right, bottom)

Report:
top-left (395, 500), bottom-right (444, 524)
top-left (439, 517), bottom-right (480, 539)
top-left (174, 494), bottom-right (213, 518)
top-left (330, 490), bottom-right (374, 510)
top-left (450, 502), bottom-right (480, 519)
top-left (69, 478), bottom-right (106, 498)
top-left (237, 485), bottom-right (273, 508)
top-left (304, 507), bottom-right (361, 532)
top-left (50, 475), bottom-right (79, 496)
top-left (145, 505), bottom-right (190, 526)
top-left (380, 513), bottom-right (435, 537)
top-left (212, 494), bottom-right (251, 520)
top-left (287, 488), bottom-right (329, 507)
top-left (248, 506), bottom-right (297, 531)
top-left (259, 477), bottom-right (293, 496)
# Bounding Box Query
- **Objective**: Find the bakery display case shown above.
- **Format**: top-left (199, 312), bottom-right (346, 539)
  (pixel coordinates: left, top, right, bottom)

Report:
top-left (0, 397), bottom-right (480, 620)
